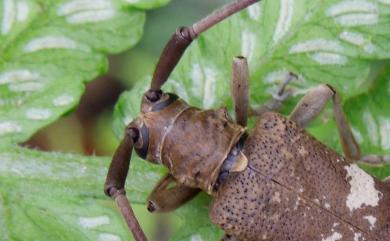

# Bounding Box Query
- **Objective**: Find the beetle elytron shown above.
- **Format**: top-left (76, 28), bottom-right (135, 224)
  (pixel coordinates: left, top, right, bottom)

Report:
top-left (104, 0), bottom-right (390, 240)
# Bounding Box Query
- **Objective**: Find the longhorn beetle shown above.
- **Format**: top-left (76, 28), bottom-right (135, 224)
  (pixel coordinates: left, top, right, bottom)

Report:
top-left (104, 0), bottom-right (390, 240)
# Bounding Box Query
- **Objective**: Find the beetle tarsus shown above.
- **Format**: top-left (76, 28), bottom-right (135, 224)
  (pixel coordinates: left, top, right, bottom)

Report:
top-left (361, 154), bottom-right (390, 165)
top-left (249, 72), bottom-right (296, 116)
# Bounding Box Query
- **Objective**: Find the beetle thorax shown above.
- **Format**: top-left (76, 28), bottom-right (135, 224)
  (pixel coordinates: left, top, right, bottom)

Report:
top-left (139, 95), bottom-right (245, 194)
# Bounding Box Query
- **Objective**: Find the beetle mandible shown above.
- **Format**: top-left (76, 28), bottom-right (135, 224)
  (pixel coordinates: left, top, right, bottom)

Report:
top-left (104, 0), bottom-right (390, 240)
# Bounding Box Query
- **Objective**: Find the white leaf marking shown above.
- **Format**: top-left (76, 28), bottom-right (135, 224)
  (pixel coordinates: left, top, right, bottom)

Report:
top-left (65, 9), bottom-right (116, 24)
top-left (170, 79), bottom-right (189, 102)
top-left (363, 215), bottom-right (377, 230)
top-left (0, 121), bottom-right (22, 135)
top-left (57, 0), bottom-right (115, 24)
top-left (322, 232), bottom-right (342, 241)
top-left (190, 64), bottom-right (217, 108)
top-left (8, 82), bottom-right (44, 92)
top-left (1, 0), bottom-right (15, 35)
top-left (0, 153), bottom-right (99, 178)
top-left (310, 52), bottom-right (348, 65)
top-left (247, 3), bottom-right (261, 20)
top-left (57, 0), bottom-right (113, 15)
top-left (363, 43), bottom-right (375, 54)
top-left (351, 127), bottom-right (363, 144)
top-left (335, 14), bottom-right (378, 27)
top-left (190, 234), bottom-right (204, 241)
top-left (379, 117), bottom-right (390, 149)
top-left (344, 164), bottom-right (381, 212)
top-left (327, 1), bottom-right (377, 16)
top-left (340, 31), bottom-right (365, 45)
top-left (289, 39), bottom-right (343, 54)
top-left (190, 64), bottom-right (203, 99)
top-left (0, 70), bottom-right (40, 85)
top-left (327, 1), bottom-right (379, 27)
top-left (339, 31), bottom-right (375, 54)
top-left (203, 67), bottom-right (217, 108)
top-left (24, 36), bottom-right (79, 53)
top-left (264, 70), bottom-right (291, 84)
top-left (273, 0), bottom-right (294, 43)
top-left (241, 30), bottom-right (256, 63)
top-left (363, 109), bottom-right (378, 144)
top-left (26, 108), bottom-right (52, 120)
top-left (379, 0), bottom-right (390, 4)
top-left (98, 233), bottom-right (121, 241)
top-left (122, 114), bottom-right (133, 125)
top-left (16, 1), bottom-right (29, 22)
top-left (124, 0), bottom-right (141, 3)
top-left (53, 95), bottom-right (74, 106)
top-left (78, 216), bottom-right (110, 229)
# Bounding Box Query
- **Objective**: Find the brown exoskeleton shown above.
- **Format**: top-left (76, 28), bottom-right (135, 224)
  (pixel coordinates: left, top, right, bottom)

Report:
top-left (104, 0), bottom-right (390, 240)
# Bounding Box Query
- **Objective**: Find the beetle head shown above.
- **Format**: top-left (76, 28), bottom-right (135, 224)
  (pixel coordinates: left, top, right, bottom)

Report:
top-left (128, 91), bottom-right (246, 194)
top-left (128, 91), bottom-right (191, 164)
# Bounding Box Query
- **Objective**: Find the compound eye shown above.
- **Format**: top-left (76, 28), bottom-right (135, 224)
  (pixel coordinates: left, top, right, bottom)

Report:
top-left (132, 123), bottom-right (149, 160)
top-left (127, 121), bottom-right (149, 160)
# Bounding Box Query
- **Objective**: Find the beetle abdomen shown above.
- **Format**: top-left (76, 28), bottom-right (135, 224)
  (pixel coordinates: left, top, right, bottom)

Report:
top-left (209, 112), bottom-right (390, 241)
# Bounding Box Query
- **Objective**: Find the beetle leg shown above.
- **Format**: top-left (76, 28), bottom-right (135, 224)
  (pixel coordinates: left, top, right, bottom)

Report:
top-left (249, 72), bottom-right (297, 116)
top-left (289, 84), bottom-right (361, 160)
top-left (232, 56), bottom-right (249, 126)
top-left (104, 128), bottom-right (148, 241)
top-left (220, 234), bottom-right (242, 241)
top-left (147, 174), bottom-right (201, 213)
top-left (360, 154), bottom-right (390, 165)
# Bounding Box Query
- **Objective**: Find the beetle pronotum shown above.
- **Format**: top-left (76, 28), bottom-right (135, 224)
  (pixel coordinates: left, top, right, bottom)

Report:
top-left (104, 0), bottom-right (390, 240)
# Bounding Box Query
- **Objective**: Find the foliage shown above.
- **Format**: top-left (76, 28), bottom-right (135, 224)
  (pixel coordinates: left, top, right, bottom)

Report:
top-left (0, 0), bottom-right (390, 241)
top-left (0, 0), bottom-right (169, 240)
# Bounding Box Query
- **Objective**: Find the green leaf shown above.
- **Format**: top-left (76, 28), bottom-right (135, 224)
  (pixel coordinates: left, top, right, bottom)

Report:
top-left (0, 0), bottom-right (172, 240)
top-left (0, 145), bottom-right (165, 241)
top-left (171, 193), bottom-right (223, 241)
top-left (0, 0), bottom-right (157, 146)
top-left (344, 64), bottom-right (390, 156)
top-left (113, 77), bottom-right (150, 138)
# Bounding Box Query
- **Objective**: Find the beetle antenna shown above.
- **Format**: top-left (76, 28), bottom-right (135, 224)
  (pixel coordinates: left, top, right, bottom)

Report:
top-left (104, 129), bottom-right (148, 241)
top-left (147, 0), bottom-right (261, 101)
top-left (112, 190), bottom-right (148, 241)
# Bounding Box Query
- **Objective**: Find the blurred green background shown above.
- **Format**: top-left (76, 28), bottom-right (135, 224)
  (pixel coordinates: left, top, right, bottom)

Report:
top-left (23, 1), bottom-right (226, 240)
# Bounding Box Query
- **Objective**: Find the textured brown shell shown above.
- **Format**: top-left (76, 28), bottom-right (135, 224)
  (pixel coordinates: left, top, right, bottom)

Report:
top-left (139, 95), bottom-right (245, 193)
top-left (209, 112), bottom-right (390, 241)
top-left (162, 107), bottom-right (245, 193)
